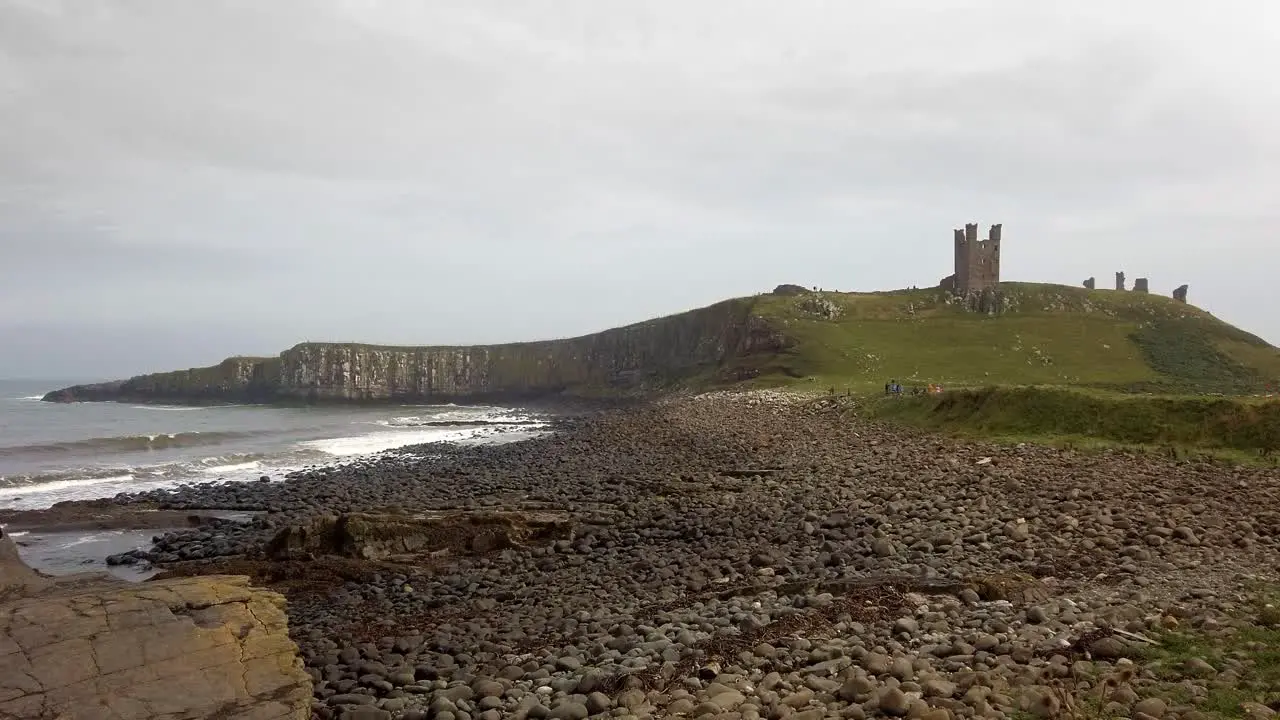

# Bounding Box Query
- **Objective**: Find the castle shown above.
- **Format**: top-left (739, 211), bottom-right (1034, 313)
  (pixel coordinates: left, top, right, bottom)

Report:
top-left (940, 222), bottom-right (1189, 304)
top-left (939, 223), bottom-right (1001, 295)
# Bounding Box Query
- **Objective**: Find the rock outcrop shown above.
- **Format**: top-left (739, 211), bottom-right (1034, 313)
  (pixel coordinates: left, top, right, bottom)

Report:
top-left (771, 284), bottom-right (810, 296)
top-left (1, 531), bottom-right (311, 720)
top-left (266, 510), bottom-right (575, 561)
top-left (44, 298), bottom-right (790, 405)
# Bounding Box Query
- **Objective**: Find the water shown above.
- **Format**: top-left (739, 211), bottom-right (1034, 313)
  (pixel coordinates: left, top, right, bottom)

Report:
top-left (0, 378), bottom-right (547, 511)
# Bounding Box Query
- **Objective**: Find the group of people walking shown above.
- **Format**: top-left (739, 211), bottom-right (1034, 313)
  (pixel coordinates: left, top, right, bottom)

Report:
top-left (884, 379), bottom-right (945, 396)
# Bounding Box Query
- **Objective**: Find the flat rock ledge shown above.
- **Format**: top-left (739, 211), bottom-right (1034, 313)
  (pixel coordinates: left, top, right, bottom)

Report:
top-left (1, 532), bottom-right (311, 720)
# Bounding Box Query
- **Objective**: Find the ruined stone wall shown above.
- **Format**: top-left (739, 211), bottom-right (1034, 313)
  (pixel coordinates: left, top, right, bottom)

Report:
top-left (1174, 285), bottom-right (1189, 303)
top-left (1134, 278), bottom-right (1150, 293)
top-left (45, 299), bottom-right (789, 404)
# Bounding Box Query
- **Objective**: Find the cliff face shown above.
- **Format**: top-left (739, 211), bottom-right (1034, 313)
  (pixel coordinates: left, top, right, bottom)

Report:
top-left (44, 298), bottom-right (790, 405)
top-left (42, 356), bottom-right (282, 405)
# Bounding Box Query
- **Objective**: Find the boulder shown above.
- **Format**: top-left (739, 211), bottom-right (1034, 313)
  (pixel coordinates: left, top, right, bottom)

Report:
top-left (266, 510), bottom-right (575, 561)
top-left (0, 528), bottom-right (51, 599)
top-left (969, 571), bottom-right (1050, 606)
top-left (1, 531), bottom-right (311, 719)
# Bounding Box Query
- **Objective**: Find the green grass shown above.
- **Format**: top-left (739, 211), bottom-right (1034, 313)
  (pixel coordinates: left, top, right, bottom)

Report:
top-left (1131, 589), bottom-right (1280, 718)
top-left (1002, 587), bottom-right (1280, 719)
top-left (864, 386), bottom-right (1280, 460)
top-left (718, 284), bottom-right (1280, 460)
top-left (744, 283), bottom-right (1280, 395)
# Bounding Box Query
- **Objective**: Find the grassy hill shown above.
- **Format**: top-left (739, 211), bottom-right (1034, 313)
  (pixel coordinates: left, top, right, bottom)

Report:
top-left (738, 282), bottom-right (1280, 395)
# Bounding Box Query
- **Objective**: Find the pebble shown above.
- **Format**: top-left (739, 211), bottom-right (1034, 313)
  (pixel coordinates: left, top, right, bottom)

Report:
top-left (878, 687), bottom-right (910, 716)
top-left (549, 701), bottom-right (589, 720)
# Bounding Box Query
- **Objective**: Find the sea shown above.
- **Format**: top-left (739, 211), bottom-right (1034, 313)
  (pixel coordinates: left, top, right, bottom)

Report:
top-left (0, 378), bottom-right (547, 578)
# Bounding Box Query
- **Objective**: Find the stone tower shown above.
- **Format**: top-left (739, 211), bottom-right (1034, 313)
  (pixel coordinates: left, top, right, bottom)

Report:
top-left (1173, 284), bottom-right (1189, 303)
top-left (1083, 277), bottom-right (1095, 290)
top-left (949, 223), bottom-right (1001, 294)
top-left (1115, 272), bottom-right (1126, 291)
top-left (1133, 278), bottom-right (1149, 293)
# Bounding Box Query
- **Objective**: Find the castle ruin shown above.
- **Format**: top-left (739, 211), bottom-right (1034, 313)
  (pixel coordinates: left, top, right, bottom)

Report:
top-left (1096, 272), bottom-right (1188, 303)
top-left (939, 223), bottom-right (1001, 295)
top-left (927, 225), bottom-right (1192, 308)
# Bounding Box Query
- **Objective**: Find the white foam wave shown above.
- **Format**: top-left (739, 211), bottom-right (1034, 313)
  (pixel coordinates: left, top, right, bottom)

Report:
top-left (200, 461), bottom-right (261, 474)
top-left (0, 462), bottom-right (294, 511)
top-left (378, 407), bottom-right (540, 427)
top-left (297, 428), bottom-right (483, 456)
top-left (303, 418), bottom-right (551, 456)
top-left (0, 474), bottom-right (134, 498)
top-left (482, 413), bottom-right (541, 424)
top-left (16, 395), bottom-right (44, 400)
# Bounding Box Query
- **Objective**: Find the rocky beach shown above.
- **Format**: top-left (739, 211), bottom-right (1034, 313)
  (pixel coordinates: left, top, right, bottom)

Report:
top-left (4, 390), bottom-right (1279, 720)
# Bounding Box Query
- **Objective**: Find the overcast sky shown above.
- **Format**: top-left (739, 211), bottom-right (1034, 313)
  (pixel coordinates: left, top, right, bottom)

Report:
top-left (2, 1), bottom-right (1278, 379)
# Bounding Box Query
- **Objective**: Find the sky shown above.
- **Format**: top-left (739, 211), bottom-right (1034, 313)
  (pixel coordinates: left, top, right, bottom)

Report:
top-left (2, 1), bottom-right (1278, 379)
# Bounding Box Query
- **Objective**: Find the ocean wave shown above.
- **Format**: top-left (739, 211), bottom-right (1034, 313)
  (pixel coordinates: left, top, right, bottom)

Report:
top-left (198, 460), bottom-right (261, 474)
top-left (0, 430), bottom-right (259, 458)
top-left (0, 452), bottom-right (268, 489)
top-left (0, 457), bottom-right (292, 510)
top-left (378, 406), bottom-right (542, 427)
top-left (126, 402), bottom-right (254, 411)
top-left (378, 417), bottom-right (543, 428)
top-left (15, 395), bottom-right (45, 401)
top-left (297, 422), bottom-right (545, 457)
top-left (0, 473), bottom-right (135, 498)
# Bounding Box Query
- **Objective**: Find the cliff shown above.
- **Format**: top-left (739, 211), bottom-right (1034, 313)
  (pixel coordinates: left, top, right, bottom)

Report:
top-left (1, 532), bottom-right (311, 719)
top-left (44, 298), bottom-right (790, 405)
top-left (41, 284), bottom-right (1280, 405)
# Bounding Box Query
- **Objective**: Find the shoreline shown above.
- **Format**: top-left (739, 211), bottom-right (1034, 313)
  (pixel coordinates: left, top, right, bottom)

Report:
top-left (1, 405), bottom-right (571, 577)
top-left (0, 400), bottom-right (564, 512)
top-left (8, 390), bottom-right (1280, 719)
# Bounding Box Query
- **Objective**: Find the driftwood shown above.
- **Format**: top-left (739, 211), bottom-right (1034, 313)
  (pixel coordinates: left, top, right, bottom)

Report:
top-left (1110, 627), bottom-right (1159, 645)
top-left (720, 468), bottom-right (782, 478)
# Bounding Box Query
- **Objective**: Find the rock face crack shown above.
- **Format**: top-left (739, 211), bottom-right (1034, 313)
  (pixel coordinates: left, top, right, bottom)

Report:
top-left (3, 534), bottom-right (311, 720)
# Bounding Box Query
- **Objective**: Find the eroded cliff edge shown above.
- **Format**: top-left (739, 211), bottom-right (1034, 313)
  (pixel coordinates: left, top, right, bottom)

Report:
top-left (44, 298), bottom-right (791, 405)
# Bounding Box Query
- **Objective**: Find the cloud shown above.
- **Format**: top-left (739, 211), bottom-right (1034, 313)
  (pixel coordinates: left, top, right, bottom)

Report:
top-left (1, 0), bottom-right (1278, 377)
